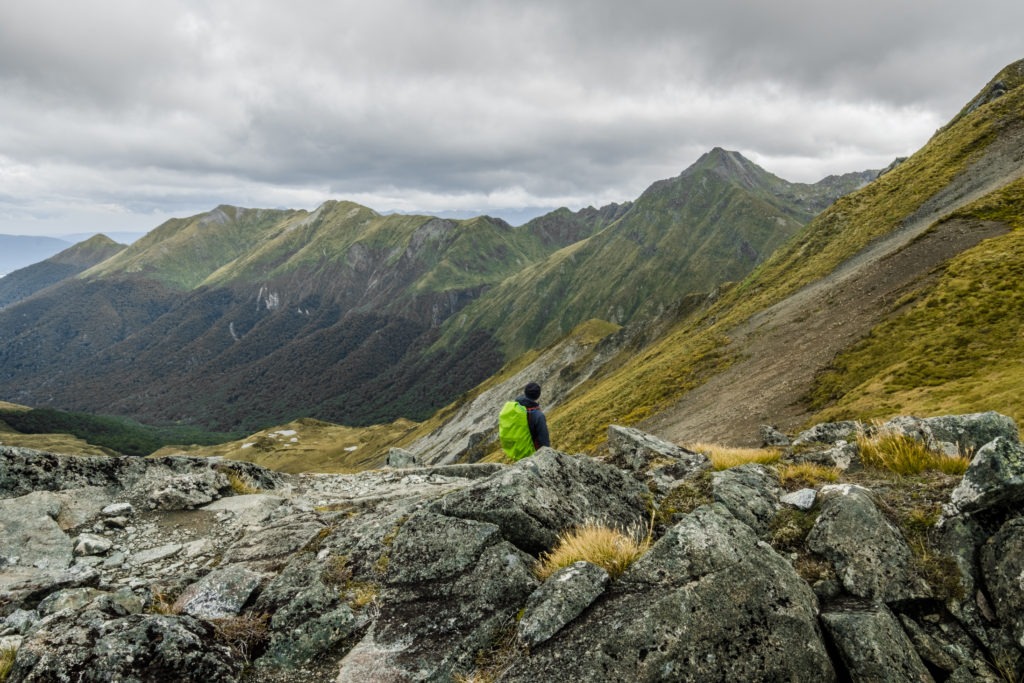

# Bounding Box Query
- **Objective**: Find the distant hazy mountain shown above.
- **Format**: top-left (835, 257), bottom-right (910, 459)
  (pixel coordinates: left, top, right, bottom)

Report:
top-left (0, 235), bottom-right (126, 309)
top-left (0, 235), bottom-right (71, 277)
top-left (60, 230), bottom-right (147, 245)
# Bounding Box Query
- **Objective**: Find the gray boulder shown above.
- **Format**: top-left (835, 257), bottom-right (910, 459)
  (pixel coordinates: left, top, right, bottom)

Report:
top-left (503, 504), bottom-right (835, 682)
top-left (386, 447), bottom-right (421, 468)
top-left (430, 449), bottom-right (649, 554)
top-left (9, 611), bottom-right (240, 683)
top-left (337, 511), bottom-right (538, 681)
top-left (201, 493), bottom-right (286, 527)
top-left (807, 484), bottom-right (928, 603)
top-left (148, 471), bottom-right (228, 510)
top-left (0, 492), bottom-right (72, 571)
top-left (924, 411), bottom-right (1019, 452)
top-left (711, 463), bottom-right (782, 535)
top-left (760, 424), bottom-right (791, 447)
top-left (981, 517), bottom-right (1024, 649)
top-left (222, 520), bottom-right (326, 564)
top-left (947, 437), bottom-right (1024, 517)
top-left (821, 605), bottom-right (935, 682)
top-left (517, 561), bottom-right (609, 648)
top-left (253, 552), bottom-right (370, 669)
top-left (792, 421), bottom-right (862, 447)
top-left (73, 533), bottom-right (112, 557)
top-left (261, 603), bottom-right (367, 669)
top-left (606, 424), bottom-right (709, 478)
top-left (793, 440), bottom-right (859, 470)
top-left (173, 565), bottom-right (264, 619)
top-left (781, 488), bottom-right (818, 511)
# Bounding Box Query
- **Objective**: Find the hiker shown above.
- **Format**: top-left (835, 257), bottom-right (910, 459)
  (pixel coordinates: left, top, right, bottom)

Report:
top-left (498, 381), bottom-right (551, 461)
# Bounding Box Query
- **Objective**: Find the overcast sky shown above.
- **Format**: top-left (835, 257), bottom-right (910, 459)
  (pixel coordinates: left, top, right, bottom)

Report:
top-left (1, 0), bottom-right (1021, 237)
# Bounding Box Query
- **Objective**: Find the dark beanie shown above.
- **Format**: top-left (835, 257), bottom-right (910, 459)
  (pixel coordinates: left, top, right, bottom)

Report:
top-left (524, 382), bottom-right (541, 400)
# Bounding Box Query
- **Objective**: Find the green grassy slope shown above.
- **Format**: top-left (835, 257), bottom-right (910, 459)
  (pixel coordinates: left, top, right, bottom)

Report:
top-left (83, 206), bottom-right (299, 290)
top-left (546, 59), bottom-right (1024, 453)
top-left (810, 176), bottom-right (1024, 425)
top-left (435, 149), bottom-right (834, 360)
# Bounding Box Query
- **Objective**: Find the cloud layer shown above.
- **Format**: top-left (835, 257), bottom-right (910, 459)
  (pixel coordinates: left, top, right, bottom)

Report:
top-left (1, 0), bottom-right (1021, 235)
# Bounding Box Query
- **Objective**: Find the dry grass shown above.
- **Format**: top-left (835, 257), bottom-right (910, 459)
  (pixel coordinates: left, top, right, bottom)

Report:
top-left (455, 618), bottom-right (522, 683)
top-left (775, 462), bottom-right (841, 489)
top-left (148, 587), bottom-right (181, 615)
top-left (224, 470), bottom-right (262, 495)
top-left (687, 443), bottom-right (781, 471)
top-left (856, 428), bottom-right (971, 476)
top-left (210, 612), bottom-right (270, 662)
top-left (534, 521), bottom-right (651, 581)
top-left (0, 645), bottom-right (16, 683)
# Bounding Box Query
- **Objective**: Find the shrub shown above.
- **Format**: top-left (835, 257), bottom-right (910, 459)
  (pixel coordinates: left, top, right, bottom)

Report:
top-left (534, 522), bottom-right (650, 581)
top-left (856, 428), bottom-right (970, 476)
top-left (687, 443), bottom-right (781, 470)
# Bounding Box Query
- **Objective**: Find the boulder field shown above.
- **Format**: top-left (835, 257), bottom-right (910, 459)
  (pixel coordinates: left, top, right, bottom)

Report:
top-left (1, 411), bottom-right (1023, 682)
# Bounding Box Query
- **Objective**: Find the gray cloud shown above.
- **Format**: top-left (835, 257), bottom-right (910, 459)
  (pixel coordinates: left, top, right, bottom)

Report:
top-left (1, 0), bottom-right (1021, 235)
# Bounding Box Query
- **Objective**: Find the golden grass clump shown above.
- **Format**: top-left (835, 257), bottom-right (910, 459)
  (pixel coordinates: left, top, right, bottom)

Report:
top-left (856, 429), bottom-right (971, 476)
top-left (534, 522), bottom-right (651, 581)
top-left (776, 462), bottom-right (841, 489)
top-left (0, 645), bottom-right (16, 683)
top-left (224, 470), bottom-right (262, 495)
top-left (687, 443), bottom-right (781, 471)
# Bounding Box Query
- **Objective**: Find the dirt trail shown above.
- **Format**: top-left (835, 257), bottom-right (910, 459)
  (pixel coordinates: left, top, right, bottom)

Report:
top-left (642, 129), bottom-right (1024, 446)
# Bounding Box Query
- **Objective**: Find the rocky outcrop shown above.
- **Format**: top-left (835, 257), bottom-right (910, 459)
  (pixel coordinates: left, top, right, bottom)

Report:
top-left (3, 411), bottom-right (1024, 681)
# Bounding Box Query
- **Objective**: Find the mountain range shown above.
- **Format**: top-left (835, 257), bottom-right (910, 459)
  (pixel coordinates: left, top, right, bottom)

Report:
top-left (0, 147), bottom-right (873, 434)
top-left (1, 58), bottom-right (1021, 471)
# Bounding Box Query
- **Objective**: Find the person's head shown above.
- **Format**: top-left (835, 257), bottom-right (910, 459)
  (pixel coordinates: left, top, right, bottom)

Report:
top-left (524, 382), bottom-right (541, 401)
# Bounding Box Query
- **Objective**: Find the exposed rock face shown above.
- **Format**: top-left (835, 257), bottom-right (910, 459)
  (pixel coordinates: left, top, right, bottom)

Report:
top-left (807, 484), bottom-right (929, 603)
top-left (3, 411), bottom-right (1024, 682)
top-left (505, 504), bottom-right (835, 682)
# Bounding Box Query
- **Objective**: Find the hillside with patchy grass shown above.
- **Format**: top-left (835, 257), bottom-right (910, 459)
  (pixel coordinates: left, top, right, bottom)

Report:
top-left (540, 58), bottom-right (1024, 453)
top-left (0, 150), bottom-right (857, 436)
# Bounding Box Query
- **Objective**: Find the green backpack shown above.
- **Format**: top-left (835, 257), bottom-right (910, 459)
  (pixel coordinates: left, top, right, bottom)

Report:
top-left (499, 401), bottom-right (535, 461)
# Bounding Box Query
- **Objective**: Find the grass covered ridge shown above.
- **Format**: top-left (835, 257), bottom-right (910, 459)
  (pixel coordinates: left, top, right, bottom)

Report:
top-left (547, 62), bottom-right (1023, 453)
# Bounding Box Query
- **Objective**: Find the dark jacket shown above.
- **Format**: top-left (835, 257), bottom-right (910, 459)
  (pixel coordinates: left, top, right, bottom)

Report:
top-left (516, 395), bottom-right (551, 450)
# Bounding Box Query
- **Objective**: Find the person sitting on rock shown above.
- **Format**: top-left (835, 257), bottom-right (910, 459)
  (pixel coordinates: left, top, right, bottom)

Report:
top-left (498, 382), bottom-right (551, 461)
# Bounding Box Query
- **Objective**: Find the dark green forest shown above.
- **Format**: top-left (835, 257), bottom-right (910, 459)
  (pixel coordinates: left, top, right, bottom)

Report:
top-left (0, 407), bottom-right (239, 456)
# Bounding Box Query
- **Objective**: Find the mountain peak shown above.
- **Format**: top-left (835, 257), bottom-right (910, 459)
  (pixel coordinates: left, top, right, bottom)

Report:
top-left (688, 147), bottom-right (771, 180)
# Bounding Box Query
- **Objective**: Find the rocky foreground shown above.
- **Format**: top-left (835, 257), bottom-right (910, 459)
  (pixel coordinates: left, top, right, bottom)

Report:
top-left (2, 412), bottom-right (1024, 681)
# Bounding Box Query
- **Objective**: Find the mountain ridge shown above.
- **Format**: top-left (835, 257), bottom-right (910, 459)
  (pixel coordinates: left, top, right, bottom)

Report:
top-left (0, 149), bottom-right (866, 433)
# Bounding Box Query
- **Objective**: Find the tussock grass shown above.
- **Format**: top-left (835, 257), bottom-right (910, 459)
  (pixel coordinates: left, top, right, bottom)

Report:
top-left (776, 462), bottom-right (841, 489)
top-left (455, 619), bottom-right (522, 683)
top-left (210, 613), bottom-right (270, 663)
top-left (224, 470), bottom-right (262, 495)
top-left (0, 645), bottom-right (16, 683)
top-left (687, 443), bottom-right (781, 471)
top-left (534, 522), bottom-right (651, 581)
top-left (148, 587), bottom-right (181, 615)
top-left (856, 428), bottom-right (970, 476)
